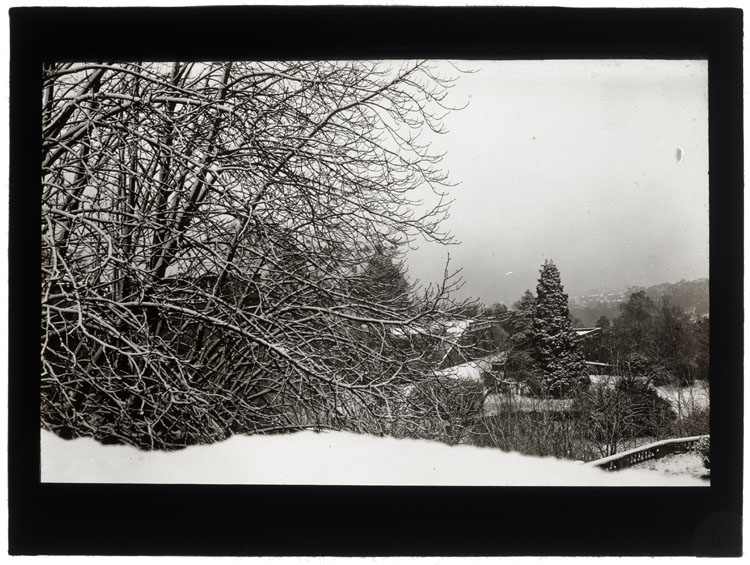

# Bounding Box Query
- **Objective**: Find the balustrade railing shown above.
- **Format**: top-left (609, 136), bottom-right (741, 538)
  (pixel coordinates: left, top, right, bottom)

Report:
top-left (586, 435), bottom-right (708, 471)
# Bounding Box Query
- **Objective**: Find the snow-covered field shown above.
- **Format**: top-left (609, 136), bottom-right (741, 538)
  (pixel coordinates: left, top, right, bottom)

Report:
top-left (41, 429), bottom-right (707, 486)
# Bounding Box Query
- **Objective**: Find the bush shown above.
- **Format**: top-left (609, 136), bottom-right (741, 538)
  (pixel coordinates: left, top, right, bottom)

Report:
top-left (696, 436), bottom-right (710, 470)
top-left (614, 376), bottom-right (676, 437)
top-left (573, 376), bottom-right (676, 458)
top-left (402, 377), bottom-right (486, 445)
top-left (472, 406), bottom-right (595, 461)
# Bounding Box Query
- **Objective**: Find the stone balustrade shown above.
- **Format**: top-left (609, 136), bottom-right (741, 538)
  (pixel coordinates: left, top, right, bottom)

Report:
top-left (587, 435), bottom-right (709, 471)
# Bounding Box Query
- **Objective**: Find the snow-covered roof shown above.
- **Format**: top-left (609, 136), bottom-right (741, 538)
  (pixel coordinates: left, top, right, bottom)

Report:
top-left (588, 374), bottom-right (649, 387)
top-left (483, 393), bottom-right (573, 414)
top-left (433, 352), bottom-right (506, 382)
top-left (390, 318), bottom-right (495, 339)
top-left (433, 360), bottom-right (485, 382)
top-left (389, 325), bottom-right (425, 338)
top-left (574, 327), bottom-right (602, 338)
top-left (444, 319), bottom-right (472, 336)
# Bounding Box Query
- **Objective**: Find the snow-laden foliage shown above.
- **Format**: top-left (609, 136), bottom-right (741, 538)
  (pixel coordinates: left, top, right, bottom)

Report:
top-left (532, 260), bottom-right (589, 397)
top-left (696, 435), bottom-right (710, 470)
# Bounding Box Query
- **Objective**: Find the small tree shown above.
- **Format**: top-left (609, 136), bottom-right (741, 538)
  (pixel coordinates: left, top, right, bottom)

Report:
top-left (614, 290), bottom-right (657, 355)
top-left (532, 260), bottom-right (589, 397)
top-left (498, 290), bottom-right (539, 392)
top-left (693, 316), bottom-right (710, 381)
top-left (654, 297), bottom-right (699, 385)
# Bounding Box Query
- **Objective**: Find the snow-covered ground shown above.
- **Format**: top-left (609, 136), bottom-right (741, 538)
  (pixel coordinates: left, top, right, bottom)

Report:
top-left (654, 383), bottom-right (710, 412)
top-left (635, 452), bottom-right (709, 481)
top-left (41, 429), bottom-right (706, 486)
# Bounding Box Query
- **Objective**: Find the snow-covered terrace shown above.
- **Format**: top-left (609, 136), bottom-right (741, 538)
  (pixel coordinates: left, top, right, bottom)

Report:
top-left (40, 429), bottom-right (706, 486)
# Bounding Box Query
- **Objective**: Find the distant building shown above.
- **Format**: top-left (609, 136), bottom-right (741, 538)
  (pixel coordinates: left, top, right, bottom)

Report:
top-left (433, 352), bottom-right (508, 384)
top-left (573, 327), bottom-right (606, 368)
top-left (438, 319), bottom-right (508, 370)
top-left (483, 393), bottom-right (574, 416)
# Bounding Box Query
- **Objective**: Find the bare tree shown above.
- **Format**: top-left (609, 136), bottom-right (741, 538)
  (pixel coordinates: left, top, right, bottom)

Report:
top-left (41, 60), bottom-right (468, 449)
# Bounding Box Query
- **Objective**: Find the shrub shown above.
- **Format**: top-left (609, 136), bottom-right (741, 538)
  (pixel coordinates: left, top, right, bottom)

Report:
top-left (573, 376), bottom-right (676, 458)
top-left (403, 377), bottom-right (486, 445)
top-left (696, 436), bottom-right (710, 470)
top-left (472, 407), bottom-right (595, 461)
top-left (614, 376), bottom-right (676, 437)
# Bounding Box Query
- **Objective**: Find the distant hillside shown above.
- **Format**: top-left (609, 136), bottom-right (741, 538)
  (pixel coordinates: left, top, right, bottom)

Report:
top-left (629, 278), bottom-right (709, 317)
top-left (570, 278), bottom-right (709, 326)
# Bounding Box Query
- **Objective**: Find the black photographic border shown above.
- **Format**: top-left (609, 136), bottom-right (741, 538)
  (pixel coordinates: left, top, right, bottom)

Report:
top-left (9, 5), bottom-right (743, 556)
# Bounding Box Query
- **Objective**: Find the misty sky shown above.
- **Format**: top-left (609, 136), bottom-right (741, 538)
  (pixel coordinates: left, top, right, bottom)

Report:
top-left (406, 59), bottom-right (709, 306)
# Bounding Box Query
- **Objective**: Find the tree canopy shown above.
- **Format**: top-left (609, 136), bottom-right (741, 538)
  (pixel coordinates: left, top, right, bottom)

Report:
top-left (41, 60), bottom-right (467, 448)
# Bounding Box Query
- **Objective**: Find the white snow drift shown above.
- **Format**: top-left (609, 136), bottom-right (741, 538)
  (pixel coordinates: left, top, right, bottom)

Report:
top-left (40, 429), bottom-right (707, 486)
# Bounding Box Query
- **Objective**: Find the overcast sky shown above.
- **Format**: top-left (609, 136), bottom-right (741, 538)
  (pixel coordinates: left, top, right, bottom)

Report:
top-left (406, 59), bottom-right (709, 305)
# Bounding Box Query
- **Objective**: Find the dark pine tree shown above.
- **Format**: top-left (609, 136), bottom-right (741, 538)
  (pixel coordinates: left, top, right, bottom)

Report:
top-left (358, 244), bottom-right (413, 312)
top-left (515, 289), bottom-right (537, 318)
top-left (508, 289), bottom-right (537, 349)
top-left (502, 289), bottom-right (540, 391)
top-left (532, 260), bottom-right (589, 397)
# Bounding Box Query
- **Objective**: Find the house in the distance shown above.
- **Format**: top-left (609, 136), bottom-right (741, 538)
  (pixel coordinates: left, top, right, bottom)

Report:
top-left (433, 351), bottom-right (508, 386)
top-left (438, 318), bottom-right (508, 370)
top-left (574, 327), bottom-right (602, 339)
top-left (428, 318), bottom-right (510, 390)
top-left (573, 326), bottom-right (611, 373)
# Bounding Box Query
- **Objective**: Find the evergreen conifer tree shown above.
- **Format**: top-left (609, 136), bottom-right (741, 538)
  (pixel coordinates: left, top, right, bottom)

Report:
top-left (358, 244), bottom-right (413, 312)
top-left (532, 260), bottom-right (589, 397)
top-left (509, 289), bottom-right (536, 348)
top-left (502, 289), bottom-right (540, 391)
top-left (515, 289), bottom-right (537, 318)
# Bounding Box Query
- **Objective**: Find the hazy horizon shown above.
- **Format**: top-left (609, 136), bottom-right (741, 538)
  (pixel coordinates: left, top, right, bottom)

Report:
top-left (404, 59), bottom-right (709, 306)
